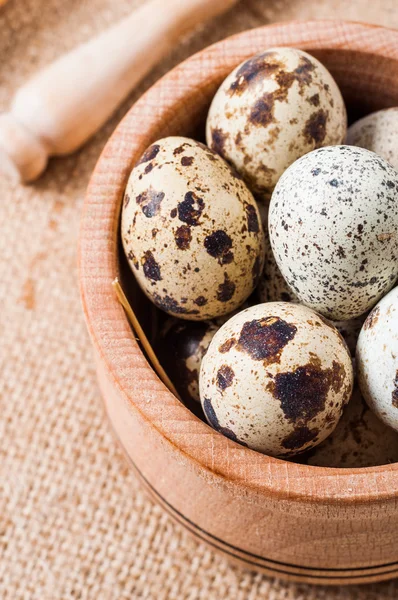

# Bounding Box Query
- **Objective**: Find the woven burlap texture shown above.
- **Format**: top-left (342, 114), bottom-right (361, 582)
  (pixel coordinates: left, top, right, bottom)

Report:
top-left (1, 1), bottom-right (398, 598)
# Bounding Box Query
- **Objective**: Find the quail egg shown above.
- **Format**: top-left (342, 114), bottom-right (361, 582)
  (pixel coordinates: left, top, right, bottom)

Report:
top-left (257, 201), bottom-right (365, 354)
top-left (347, 108), bottom-right (398, 170)
top-left (156, 303), bottom-right (251, 407)
top-left (356, 286), bottom-right (398, 432)
top-left (122, 137), bottom-right (265, 320)
top-left (258, 233), bottom-right (299, 303)
top-left (257, 201), bottom-right (299, 303)
top-left (269, 145), bottom-right (398, 321)
top-left (157, 319), bottom-right (219, 408)
top-left (332, 316), bottom-right (366, 356)
top-left (206, 47), bottom-right (346, 199)
top-left (303, 384), bottom-right (398, 468)
top-left (199, 303), bottom-right (353, 457)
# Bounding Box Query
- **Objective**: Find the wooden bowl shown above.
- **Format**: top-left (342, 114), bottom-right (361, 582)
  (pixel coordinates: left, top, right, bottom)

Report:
top-left (79, 21), bottom-right (398, 585)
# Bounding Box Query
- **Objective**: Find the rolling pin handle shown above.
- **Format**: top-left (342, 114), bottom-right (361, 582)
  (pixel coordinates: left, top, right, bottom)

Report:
top-left (0, 114), bottom-right (48, 183)
top-left (0, 0), bottom-right (238, 183)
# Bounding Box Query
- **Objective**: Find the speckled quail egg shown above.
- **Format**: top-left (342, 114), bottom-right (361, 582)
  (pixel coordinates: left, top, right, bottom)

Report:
top-left (302, 384), bottom-right (398, 468)
top-left (206, 47), bottom-right (346, 199)
top-left (347, 108), bottom-right (398, 170)
top-left (157, 319), bottom-right (219, 408)
top-left (269, 145), bottom-right (398, 321)
top-left (257, 201), bottom-right (299, 303)
top-left (356, 286), bottom-right (398, 432)
top-left (122, 137), bottom-right (265, 320)
top-left (199, 303), bottom-right (353, 457)
top-left (257, 252), bottom-right (364, 354)
top-left (257, 202), bottom-right (365, 354)
top-left (332, 316), bottom-right (366, 356)
top-left (156, 303), bottom-right (251, 408)
top-left (258, 254), bottom-right (363, 354)
top-left (258, 232), bottom-right (299, 303)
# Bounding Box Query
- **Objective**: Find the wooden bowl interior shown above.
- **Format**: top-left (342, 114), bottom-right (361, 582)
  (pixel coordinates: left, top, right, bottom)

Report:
top-left (118, 44), bottom-right (398, 455)
top-left (81, 22), bottom-right (398, 507)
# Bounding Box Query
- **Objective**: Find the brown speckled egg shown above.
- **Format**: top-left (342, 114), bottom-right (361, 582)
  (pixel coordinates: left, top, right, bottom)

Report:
top-left (356, 286), bottom-right (398, 432)
top-left (257, 201), bottom-right (299, 304)
top-left (269, 145), bottom-right (398, 321)
top-left (258, 235), bottom-right (298, 303)
top-left (157, 319), bottom-right (219, 407)
top-left (347, 108), bottom-right (398, 170)
top-left (156, 302), bottom-right (251, 408)
top-left (206, 47), bottom-right (346, 200)
top-left (302, 384), bottom-right (398, 468)
top-left (122, 137), bottom-right (265, 320)
top-left (332, 316), bottom-right (366, 356)
top-left (256, 203), bottom-right (364, 355)
top-left (199, 303), bottom-right (353, 457)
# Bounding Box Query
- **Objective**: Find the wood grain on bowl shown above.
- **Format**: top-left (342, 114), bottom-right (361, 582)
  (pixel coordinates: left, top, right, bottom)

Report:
top-left (79, 21), bottom-right (398, 585)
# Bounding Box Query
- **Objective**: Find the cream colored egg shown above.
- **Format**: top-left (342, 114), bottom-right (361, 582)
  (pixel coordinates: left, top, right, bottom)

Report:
top-left (157, 319), bottom-right (219, 406)
top-left (347, 108), bottom-right (398, 170)
top-left (332, 316), bottom-right (366, 356)
top-left (357, 286), bottom-right (398, 432)
top-left (257, 201), bottom-right (299, 303)
top-left (121, 137), bottom-right (265, 320)
top-left (269, 145), bottom-right (398, 321)
top-left (156, 301), bottom-right (251, 408)
top-left (206, 47), bottom-right (346, 199)
top-left (257, 254), bottom-right (363, 354)
top-left (303, 384), bottom-right (398, 468)
top-left (258, 233), bottom-right (299, 303)
top-left (259, 198), bottom-right (366, 355)
top-left (199, 303), bottom-right (353, 457)
top-left (257, 202), bottom-right (364, 354)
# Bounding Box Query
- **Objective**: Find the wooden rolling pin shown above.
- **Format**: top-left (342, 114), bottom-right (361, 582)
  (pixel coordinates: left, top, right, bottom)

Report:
top-left (0, 0), bottom-right (237, 183)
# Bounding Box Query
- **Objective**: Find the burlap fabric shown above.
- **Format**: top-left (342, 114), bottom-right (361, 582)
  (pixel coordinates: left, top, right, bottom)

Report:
top-left (1, 1), bottom-right (398, 598)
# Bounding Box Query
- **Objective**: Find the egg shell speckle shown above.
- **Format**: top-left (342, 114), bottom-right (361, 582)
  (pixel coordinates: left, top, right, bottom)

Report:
top-left (332, 316), bottom-right (366, 356)
top-left (122, 137), bottom-right (265, 320)
top-left (206, 47), bottom-right (346, 199)
top-left (347, 108), bottom-right (398, 170)
top-left (257, 201), bottom-right (299, 304)
top-left (302, 384), bottom-right (398, 467)
top-left (156, 302), bottom-right (251, 408)
top-left (269, 145), bottom-right (398, 321)
top-left (257, 201), bottom-right (366, 355)
top-left (356, 286), bottom-right (398, 432)
top-left (157, 319), bottom-right (219, 407)
top-left (199, 302), bottom-right (353, 457)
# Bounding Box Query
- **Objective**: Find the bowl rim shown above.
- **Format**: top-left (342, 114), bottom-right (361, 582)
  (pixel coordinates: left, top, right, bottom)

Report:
top-left (79, 19), bottom-right (398, 504)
